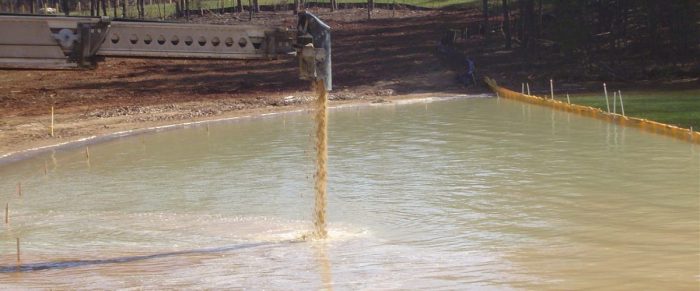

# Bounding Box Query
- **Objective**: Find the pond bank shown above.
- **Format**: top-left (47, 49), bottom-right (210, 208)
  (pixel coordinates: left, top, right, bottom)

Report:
top-left (0, 92), bottom-right (482, 164)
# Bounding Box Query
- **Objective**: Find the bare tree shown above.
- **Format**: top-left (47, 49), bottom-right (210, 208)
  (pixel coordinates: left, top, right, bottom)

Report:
top-left (62, 0), bottom-right (70, 15)
top-left (367, 0), bottom-right (373, 20)
top-left (482, 0), bottom-right (489, 41)
top-left (503, 0), bottom-right (511, 49)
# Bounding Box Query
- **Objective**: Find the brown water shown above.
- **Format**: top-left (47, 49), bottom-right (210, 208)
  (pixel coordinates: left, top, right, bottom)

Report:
top-left (313, 80), bottom-right (329, 239)
top-left (0, 96), bottom-right (698, 289)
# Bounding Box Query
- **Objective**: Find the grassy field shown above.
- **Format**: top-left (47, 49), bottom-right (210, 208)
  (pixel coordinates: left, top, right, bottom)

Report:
top-left (72, 0), bottom-right (478, 19)
top-left (564, 90), bottom-right (700, 130)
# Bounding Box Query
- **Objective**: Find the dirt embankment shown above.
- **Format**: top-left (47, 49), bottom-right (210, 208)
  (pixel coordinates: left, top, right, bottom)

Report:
top-left (0, 8), bottom-right (482, 157)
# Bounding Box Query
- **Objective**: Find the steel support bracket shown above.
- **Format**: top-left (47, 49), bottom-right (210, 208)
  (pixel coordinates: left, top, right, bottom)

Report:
top-left (297, 12), bottom-right (332, 91)
top-left (71, 18), bottom-right (110, 68)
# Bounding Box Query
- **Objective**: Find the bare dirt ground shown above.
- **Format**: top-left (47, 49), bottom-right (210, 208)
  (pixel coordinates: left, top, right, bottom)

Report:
top-left (0, 8), bottom-right (484, 157)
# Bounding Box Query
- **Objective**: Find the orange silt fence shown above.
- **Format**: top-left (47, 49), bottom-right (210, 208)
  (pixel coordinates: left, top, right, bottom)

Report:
top-left (484, 77), bottom-right (700, 144)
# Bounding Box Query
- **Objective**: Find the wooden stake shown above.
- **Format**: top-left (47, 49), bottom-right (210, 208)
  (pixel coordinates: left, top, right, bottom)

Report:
top-left (613, 91), bottom-right (617, 114)
top-left (17, 182), bottom-right (22, 197)
top-left (51, 106), bottom-right (54, 137)
top-left (85, 146), bottom-right (90, 160)
top-left (4, 202), bottom-right (8, 224)
top-left (566, 93), bottom-right (571, 104)
top-left (603, 83), bottom-right (610, 113)
top-left (16, 238), bottom-right (20, 263)
top-left (526, 83), bottom-right (531, 95)
top-left (521, 83), bottom-right (525, 94)
top-left (618, 90), bottom-right (625, 116)
top-left (549, 79), bottom-right (554, 100)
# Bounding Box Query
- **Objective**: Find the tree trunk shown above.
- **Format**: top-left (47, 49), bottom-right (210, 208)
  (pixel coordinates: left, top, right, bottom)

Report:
top-left (503, 0), bottom-right (511, 49)
top-left (101, 0), bottom-right (107, 15)
top-left (330, 0), bottom-right (336, 12)
top-left (122, 0), bottom-right (127, 17)
top-left (524, 0), bottom-right (535, 49)
top-left (518, 0), bottom-right (524, 42)
top-left (252, 0), bottom-right (258, 13)
top-left (236, 0), bottom-right (241, 12)
top-left (482, 0), bottom-right (489, 41)
top-left (536, 0), bottom-right (542, 37)
top-left (367, 0), bottom-right (373, 20)
top-left (62, 0), bottom-right (70, 15)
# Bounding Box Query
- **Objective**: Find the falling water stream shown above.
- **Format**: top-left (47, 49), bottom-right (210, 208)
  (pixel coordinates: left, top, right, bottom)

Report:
top-left (313, 79), bottom-right (329, 239)
top-left (0, 96), bottom-right (698, 289)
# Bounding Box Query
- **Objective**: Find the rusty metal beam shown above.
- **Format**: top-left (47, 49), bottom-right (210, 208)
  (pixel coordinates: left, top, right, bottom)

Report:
top-left (0, 15), bottom-right (293, 69)
top-left (98, 22), bottom-right (293, 59)
top-left (0, 13), bottom-right (331, 90)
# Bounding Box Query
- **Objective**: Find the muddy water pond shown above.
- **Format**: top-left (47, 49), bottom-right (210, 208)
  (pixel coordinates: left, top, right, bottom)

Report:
top-left (0, 97), bottom-right (698, 289)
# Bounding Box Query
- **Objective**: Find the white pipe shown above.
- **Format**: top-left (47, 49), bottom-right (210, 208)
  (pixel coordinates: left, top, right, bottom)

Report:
top-left (550, 79), bottom-right (554, 100)
top-left (618, 90), bottom-right (625, 116)
top-left (521, 83), bottom-right (524, 94)
top-left (526, 83), bottom-right (531, 96)
top-left (613, 91), bottom-right (617, 114)
top-left (603, 83), bottom-right (610, 113)
top-left (566, 93), bottom-right (570, 104)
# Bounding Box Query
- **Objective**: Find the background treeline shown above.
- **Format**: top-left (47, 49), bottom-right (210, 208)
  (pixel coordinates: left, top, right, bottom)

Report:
top-left (0, 0), bottom-right (472, 19)
top-left (1, 0), bottom-right (697, 65)
top-left (498, 0), bottom-right (698, 58)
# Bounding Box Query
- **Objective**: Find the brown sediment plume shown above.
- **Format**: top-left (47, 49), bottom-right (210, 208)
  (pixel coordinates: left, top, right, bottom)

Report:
top-left (313, 79), bottom-right (329, 239)
top-left (315, 242), bottom-right (334, 290)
